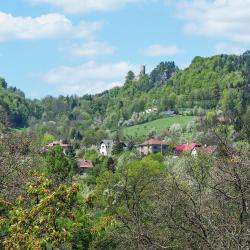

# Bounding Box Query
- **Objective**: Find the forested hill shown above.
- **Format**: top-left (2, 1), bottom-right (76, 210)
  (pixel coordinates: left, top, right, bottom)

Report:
top-left (1, 52), bottom-right (250, 138)
top-left (0, 78), bottom-right (42, 128)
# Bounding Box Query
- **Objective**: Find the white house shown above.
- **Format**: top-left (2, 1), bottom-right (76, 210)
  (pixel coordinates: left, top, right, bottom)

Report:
top-left (100, 140), bottom-right (114, 156)
top-left (145, 107), bottom-right (158, 114)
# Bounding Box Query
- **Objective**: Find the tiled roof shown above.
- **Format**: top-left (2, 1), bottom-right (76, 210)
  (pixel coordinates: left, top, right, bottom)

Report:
top-left (76, 159), bottom-right (93, 169)
top-left (175, 143), bottom-right (201, 152)
top-left (140, 138), bottom-right (166, 146)
top-left (45, 141), bottom-right (72, 149)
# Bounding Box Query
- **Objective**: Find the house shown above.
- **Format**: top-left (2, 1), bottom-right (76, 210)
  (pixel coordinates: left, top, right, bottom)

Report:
top-left (100, 140), bottom-right (128, 156)
top-left (174, 143), bottom-right (201, 156)
top-left (145, 107), bottom-right (158, 114)
top-left (100, 140), bottom-right (114, 156)
top-left (76, 159), bottom-right (94, 174)
top-left (139, 138), bottom-right (167, 156)
top-left (44, 140), bottom-right (73, 155)
top-left (160, 110), bottom-right (176, 117)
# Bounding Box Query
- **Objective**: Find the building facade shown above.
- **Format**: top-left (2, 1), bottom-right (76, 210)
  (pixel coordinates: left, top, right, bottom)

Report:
top-left (100, 140), bottom-right (114, 156)
top-left (139, 138), bottom-right (167, 156)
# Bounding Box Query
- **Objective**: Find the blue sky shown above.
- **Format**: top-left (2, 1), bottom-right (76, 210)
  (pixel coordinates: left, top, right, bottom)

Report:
top-left (0, 0), bottom-right (249, 98)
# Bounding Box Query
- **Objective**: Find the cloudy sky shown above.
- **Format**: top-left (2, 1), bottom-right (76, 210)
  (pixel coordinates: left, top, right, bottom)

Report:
top-left (0, 0), bottom-right (249, 98)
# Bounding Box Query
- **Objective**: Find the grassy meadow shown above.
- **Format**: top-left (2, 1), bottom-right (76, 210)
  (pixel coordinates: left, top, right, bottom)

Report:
top-left (122, 115), bottom-right (195, 139)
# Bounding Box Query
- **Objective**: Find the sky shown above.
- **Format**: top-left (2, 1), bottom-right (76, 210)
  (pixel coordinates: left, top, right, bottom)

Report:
top-left (0, 0), bottom-right (249, 99)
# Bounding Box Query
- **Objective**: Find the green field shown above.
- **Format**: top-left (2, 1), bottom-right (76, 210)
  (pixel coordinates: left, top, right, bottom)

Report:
top-left (122, 115), bottom-right (195, 139)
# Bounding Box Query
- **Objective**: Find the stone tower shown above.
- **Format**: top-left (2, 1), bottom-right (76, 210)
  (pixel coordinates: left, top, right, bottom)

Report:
top-left (140, 65), bottom-right (146, 76)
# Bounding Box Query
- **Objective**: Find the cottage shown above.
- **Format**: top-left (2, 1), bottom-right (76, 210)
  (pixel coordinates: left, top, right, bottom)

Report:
top-left (76, 159), bottom-right (94, 174)
top-left (174, 143), bottom-right (201, 156)
top-left (100, 140), bottom-right (114, 156)
top-left (139, 138), bottom-right (167, 156)
top-left (44, 140), bottom-right (73, 155)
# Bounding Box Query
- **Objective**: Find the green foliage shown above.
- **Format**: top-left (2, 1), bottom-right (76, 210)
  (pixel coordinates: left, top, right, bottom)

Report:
top-left (44, 146), bottom-right (77, 184)
top-left (0, 78), bottom-right (7, 88)
top-left (40, 133), bottom-right (56, 146)
top-left (206, 110), bottom-right (217, 126)
top-left (111, 141), bottom-right (124, 155)
top-left (84, 128), bottom-right (108, 147)
top-left (2, 172), bottom-right (83, 249)
top-left (150, 61), bottom-right (178, 85)
top-left (219, 88), bottom-right (244, 115)
top-left (0, 80), bottom-right (41, 128)
top-left (125, 70), bottom-right (135, 82)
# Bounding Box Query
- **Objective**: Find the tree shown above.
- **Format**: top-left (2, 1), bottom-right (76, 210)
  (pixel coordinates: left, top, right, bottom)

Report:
top-left (243, 107), bottom-right (250, 143)
top-left (0, 78), bottom-right (7, 88)
top-left (1, 172), bottom-right (87, 249)
top-left (126, 71), bottom-right (135, 82)
top-left (95, 157), bottom-right (166, 249)
top-left (219, 89), bottom-right (243, 117)
top-left (0, 132), bottom-right (38, 202)
top-left (44, 146), bottom-right (77, 185)
top-left (0, 111), bottom-right (9, 132)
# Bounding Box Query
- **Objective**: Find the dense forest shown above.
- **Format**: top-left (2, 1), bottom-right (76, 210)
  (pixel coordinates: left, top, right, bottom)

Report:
top-left (1, 51), bottom-right (250, 249)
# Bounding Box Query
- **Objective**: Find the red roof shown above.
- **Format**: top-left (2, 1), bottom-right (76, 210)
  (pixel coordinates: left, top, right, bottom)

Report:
top-left (76, 159), bottom-right (93, 169)
top-left (175, 143), bottom-right (201, 152)
top-left (140, 138), bottom-right (166, 146)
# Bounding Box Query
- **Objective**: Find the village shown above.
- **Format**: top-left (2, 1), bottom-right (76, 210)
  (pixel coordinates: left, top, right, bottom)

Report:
top-left (43, 137), bottom-right (218, 173)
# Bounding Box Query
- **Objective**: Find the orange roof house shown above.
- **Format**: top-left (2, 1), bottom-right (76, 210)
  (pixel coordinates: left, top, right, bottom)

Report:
top-left (139, 138), bottom-right (167, 155)
top-left (76, 159), bottom-right (94, 173)
top-left (175, 143), bottom-right (201, 153)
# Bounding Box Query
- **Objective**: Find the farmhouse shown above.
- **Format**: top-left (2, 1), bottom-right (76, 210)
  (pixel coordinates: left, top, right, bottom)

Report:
top-left (174, 143), bottom-right (201, 156)
top-left (139, 138), bottom-right (167, 155)
top-left (44, 140), bottom-right (73, 155)
top-left (76, 159), bottom-right (94, 174)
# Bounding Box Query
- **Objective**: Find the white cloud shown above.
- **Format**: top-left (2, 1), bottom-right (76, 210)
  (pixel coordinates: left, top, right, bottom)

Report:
top-left (43, 61), bottom-right (138, 95)
top-left (143, 44), bottom-right (182, 56)
top-left (28, 0), bottom-right (142, 14)
top-left (178, 0), bottom-right (250, 43)
top-left (0, 11), bottom-right (102, 42)
top-left (215, 42), bottom-right (246, 55)
top-left (70, 41), bottom-right (115, 57)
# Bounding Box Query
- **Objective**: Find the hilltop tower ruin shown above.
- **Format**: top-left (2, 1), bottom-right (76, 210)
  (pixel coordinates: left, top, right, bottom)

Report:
top-left (140, 65), bottom-right (146, 77)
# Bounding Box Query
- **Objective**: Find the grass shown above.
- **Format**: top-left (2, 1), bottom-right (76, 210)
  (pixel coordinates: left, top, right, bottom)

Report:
top-left (122, 115), bottom-right (195, 140)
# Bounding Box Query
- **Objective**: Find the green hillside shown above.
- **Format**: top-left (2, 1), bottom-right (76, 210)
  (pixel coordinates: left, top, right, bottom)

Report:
top-left (2, 52), bottom-right (250, 139)
top-left (122, 115), bottom-right (195, 139)
top-left (0, 78), bottom-right (42, 128)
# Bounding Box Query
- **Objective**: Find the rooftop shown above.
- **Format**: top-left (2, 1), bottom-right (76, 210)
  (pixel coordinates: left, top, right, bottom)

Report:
top-left (76, 159), bottom-right (94, 169)
top-left (175, 143), bottom-right (201, 152)
top-left (140, 138), bottom-right (166, 146)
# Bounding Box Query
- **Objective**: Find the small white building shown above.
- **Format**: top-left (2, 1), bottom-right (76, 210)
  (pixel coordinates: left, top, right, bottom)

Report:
top-left (145, 107), bottom-right (158, 114)
top-left (100, 140), bottom-right (114, 156)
